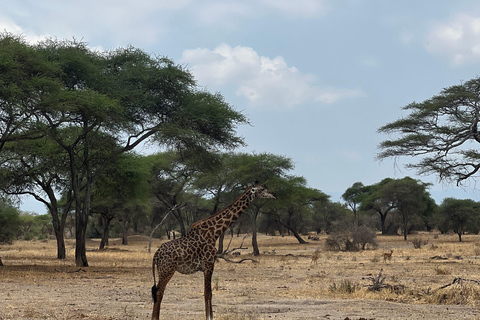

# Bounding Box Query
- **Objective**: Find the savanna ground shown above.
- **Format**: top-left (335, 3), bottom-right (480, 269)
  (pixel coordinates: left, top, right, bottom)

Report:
top-left (1, 233), bottom-right (480, 320)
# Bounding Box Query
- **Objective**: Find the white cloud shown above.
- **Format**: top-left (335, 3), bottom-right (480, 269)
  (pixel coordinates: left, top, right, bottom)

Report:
top-left (181, 43), bottom-right (362, 109)
top-left (0, 14), bottom-right (49, 43)
top-left (425, 14), bottom-right (480, 65)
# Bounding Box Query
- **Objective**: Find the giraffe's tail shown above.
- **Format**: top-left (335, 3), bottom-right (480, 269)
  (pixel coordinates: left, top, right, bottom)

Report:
top-left (152, 257), bottom-right (157, 303)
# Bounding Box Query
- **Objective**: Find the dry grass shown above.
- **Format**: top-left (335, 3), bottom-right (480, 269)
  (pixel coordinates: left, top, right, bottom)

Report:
top-left (2, 232), bottom-right (480, 319)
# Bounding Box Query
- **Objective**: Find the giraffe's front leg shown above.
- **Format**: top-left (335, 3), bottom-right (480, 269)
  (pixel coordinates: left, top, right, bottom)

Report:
top-left (203, 262), bottom-right (215, 320)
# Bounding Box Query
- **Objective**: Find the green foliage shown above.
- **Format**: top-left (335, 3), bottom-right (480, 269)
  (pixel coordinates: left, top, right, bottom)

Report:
top-left (359, 177), bottom-right (434, 238)
top-left (18, 213), bottom-right (51, 240)
top-left (439, 198), bottom-right (480, 241)
top-left (0, 200), bottom-right (21, 244)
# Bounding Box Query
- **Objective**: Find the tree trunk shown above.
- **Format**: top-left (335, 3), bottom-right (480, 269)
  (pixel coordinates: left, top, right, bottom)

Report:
top-left (50, 208), bottom-right (66, 259)
top-left (276, 219), bottom-right (307, 244)
top-left (46, 188), bottom-right (71, 260)
top-left (99, 213), bottom-right (113, 250)
top-left (75, 207), bottom-right (89, 267)
top-left (122, 221), bottom-right (129, 245)
top-left (379, 212), bottom-right (387, 234)
top-left (73, 163), bottom-right (92, 267)
top-left (458, 232), bottom-right (462, 242)
top-left (291, 228), bottom-right (307, 244)
top-left (55, 227), bottom-right (66, 259)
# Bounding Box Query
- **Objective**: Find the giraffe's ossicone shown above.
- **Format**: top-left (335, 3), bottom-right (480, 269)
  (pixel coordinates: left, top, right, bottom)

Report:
top-left (151, 183), bottom-right (275, 320)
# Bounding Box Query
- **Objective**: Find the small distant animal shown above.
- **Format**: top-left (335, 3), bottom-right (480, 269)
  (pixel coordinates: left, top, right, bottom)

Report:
top-left (232, 252), bottom-right (240, 256)
top-left (383, 249), bottom-right (393, 263)
top-left (311, 248), bottom-right (321, 265)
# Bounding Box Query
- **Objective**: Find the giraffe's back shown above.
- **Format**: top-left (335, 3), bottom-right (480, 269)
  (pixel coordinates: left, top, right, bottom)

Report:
top-left (153, 230), bottom-right (216, 275)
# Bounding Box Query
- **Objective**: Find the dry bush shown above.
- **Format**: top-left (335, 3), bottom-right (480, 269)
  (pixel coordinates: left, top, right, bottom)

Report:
top-left (434, 266), bottom-right (451, 275)
top-left (411, 237), bottom-right (428, 249)
top-left (325, 225), bottom-right (377, 252)
top-left (426, 279), bottom-right (480, 306)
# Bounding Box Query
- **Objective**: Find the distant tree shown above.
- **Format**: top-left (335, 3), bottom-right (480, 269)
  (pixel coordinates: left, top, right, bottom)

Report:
top-left (388, 177), bottom-right (431, 240)
top-left (91, 152), bottom-right (150, 249)
top-left (312, 200), bottom-right (348, 234)
top-left (439, 198), bottom-right (479, 242)
top-left (378, 76), bottom-right (480, 187)
top-left (360, 177), bottom-right (432, 239)
top-left (267, 176), bottom-right (328, 244)
top-left (0, 200), bottom-right (21, 244)
top-left (342, 182), bottom-right (366, 225)
top-left (360, 178), bottom-right (396, 234)
top-left (18, 213), bottom-right (51, 240)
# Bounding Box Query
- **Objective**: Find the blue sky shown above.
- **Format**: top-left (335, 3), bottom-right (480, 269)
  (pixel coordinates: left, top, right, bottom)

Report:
top-left (4, 0), bottom-right (480, 213)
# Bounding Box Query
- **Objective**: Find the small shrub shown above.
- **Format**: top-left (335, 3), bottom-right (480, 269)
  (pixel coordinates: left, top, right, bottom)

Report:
top-left (435, 266), bottom-right (451, 275)
top-left (329, 279), bottom-right (358, 294)
top-left (412, 237), bottom-right (428, 249)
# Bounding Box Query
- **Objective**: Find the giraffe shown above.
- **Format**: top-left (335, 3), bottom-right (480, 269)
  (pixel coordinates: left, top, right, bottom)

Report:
top-left (151, 183), bottom-right (275, 320)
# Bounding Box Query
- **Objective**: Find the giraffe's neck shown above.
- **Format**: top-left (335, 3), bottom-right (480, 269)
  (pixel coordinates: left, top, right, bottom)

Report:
top-left (192, 186), bottom-right (255, 240)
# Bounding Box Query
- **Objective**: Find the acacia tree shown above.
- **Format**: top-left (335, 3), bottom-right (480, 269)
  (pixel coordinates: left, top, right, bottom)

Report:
top-left (1, 38), bottom-right (247, 267)
top-left (388, 177), bottom-right (430, 240)
top-left (360, 177), bottom-right (432, 238)
top-left (378, 77), bottom-right (480, 185)
top-left (360, 178), bottom-right (397, 234)
top-left (342, 182), bottom-right (365, 225)
top-left (439, 198), bottom-right (479, 242)
top-left (267, 176), bottom-right (328, 244)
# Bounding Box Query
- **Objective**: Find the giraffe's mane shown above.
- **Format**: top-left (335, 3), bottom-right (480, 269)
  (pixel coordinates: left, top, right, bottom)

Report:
top-left (189, 185), bottom-right (253, 231)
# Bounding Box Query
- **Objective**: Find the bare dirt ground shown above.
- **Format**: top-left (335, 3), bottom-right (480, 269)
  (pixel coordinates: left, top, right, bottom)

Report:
top-left (1, 233), bottom-right (480, 319)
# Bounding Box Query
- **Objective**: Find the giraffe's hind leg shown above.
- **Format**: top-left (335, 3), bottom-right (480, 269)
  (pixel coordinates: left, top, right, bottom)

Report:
top-left (203, 262), bottom-right (215, 320)
top-left (151, 270), bottom-right (175, 320)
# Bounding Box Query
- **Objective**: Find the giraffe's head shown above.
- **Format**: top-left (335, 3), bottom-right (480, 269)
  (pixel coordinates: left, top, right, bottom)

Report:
top-left (251, 182), bottom-right (276, 199)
